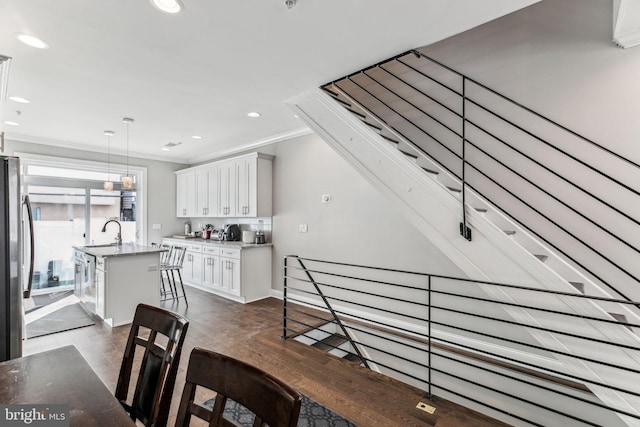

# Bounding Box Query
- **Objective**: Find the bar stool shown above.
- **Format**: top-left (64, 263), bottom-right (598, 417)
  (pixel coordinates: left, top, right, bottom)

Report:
top-left (163, 246), bottom-right (188, 306)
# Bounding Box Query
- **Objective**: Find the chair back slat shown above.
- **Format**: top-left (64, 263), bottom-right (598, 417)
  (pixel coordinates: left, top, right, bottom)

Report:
top-left (115, 303), bottom-right (189, 427)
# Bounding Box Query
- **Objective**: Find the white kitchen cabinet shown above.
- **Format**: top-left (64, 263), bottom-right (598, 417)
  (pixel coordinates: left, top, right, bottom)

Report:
top-left (162, 239), bottom-right (271, 303)
top-left (217, 160), bottom-right (236, 217)
top-left (176, 170), bottom-right (196, 217)
top-left (176, 152), bottom-right (272, 219)
top-left (219, 248), bottom-right (241, 296)
top-left (182, 244), bottom-right (203, 286)
top-left (236, 154), bottom-right (272, 217)
top-left (196, 166), bottom-right (217, 217)
top-left (202, 246), bottom-right (220, 289)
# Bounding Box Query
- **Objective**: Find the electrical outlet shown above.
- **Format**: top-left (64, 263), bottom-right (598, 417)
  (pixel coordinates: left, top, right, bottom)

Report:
top-left (415, 401), bottom-right (436, 414)
top-left (298, 224), bottom-right (308, 233)
top-left (152, 223), bottom-right (161, 230)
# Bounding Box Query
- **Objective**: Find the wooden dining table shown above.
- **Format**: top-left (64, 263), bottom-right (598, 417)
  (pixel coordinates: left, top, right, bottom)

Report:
top-left (0, 345), bottom-right (135, 426)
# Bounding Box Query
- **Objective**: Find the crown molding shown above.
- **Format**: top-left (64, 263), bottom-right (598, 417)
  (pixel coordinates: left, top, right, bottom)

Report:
top-left (184, 126), bottom-right (312, 165)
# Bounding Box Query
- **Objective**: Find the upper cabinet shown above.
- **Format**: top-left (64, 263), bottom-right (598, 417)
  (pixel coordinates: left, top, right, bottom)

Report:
top-left (176, 170), bottom-right (196, 217)
top-left (196, 165), bottom-right (217, 217)
top-left (217, 160), bottom-right (237, 217)
top-left (176, 153), bottom-right (272, 219)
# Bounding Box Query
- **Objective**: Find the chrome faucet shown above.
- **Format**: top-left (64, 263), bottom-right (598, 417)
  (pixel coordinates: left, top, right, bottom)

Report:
top-left (101, 219), bottom-right (122, 246)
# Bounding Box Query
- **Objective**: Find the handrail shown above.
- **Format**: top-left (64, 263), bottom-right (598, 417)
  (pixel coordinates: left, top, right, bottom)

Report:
top-left (323, 49), bottom-right (640, 303)
top-left (283, 255), bottom-right (640, 426)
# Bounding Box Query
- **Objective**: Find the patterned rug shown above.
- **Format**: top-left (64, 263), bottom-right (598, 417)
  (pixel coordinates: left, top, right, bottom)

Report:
top-left (204, 394), bottom-right (358, 427)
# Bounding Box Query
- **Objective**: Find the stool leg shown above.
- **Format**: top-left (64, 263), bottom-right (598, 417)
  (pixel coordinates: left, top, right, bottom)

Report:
top-left (176, 269), bottom-right (188, 306)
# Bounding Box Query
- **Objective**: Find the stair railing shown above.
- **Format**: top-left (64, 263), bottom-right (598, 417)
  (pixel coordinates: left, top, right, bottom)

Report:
top-left (283, 256), bottom-right (370, 369)
top-left (322, 49), bottom-right (640, 302)
top-left (283, 255), bottom-right (640, 427)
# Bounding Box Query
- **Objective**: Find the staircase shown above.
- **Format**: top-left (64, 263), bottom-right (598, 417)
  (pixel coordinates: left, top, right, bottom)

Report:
top-left (286, 49), bottom-right (640, 426)
top-left (292, 322), bottom-right (365, 366)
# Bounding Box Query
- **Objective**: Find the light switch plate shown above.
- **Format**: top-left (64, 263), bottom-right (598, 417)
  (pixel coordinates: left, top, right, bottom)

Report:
top-left (299, 224), bottom-right (308, 233)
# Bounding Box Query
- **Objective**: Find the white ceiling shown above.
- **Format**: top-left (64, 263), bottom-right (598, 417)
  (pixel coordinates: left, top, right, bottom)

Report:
top-left (0, 0), bottom-right (538, 164)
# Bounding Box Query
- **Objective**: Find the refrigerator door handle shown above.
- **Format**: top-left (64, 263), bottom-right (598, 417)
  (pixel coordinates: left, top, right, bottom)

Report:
top-left (22, 195), bottom-right (34, 299)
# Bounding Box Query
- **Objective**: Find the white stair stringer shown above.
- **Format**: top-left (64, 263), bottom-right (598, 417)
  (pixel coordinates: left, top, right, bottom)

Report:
top-left (287, 88), bottom-right (640, 426)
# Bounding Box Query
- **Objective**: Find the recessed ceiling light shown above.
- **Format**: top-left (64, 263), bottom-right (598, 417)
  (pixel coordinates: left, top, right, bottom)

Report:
top-left (161, 147), bottom-right (171, 151)
top-left (150, 0), bottom-right (183, 14)
top-left (247, 112), bottom-right (261, 118)
top-left (17, 34), bottom-right (49, 49)
top-left (9, 96), bottom-right (29, 104)
top-left (191, 135), bottom-right (202, 140)
top-left (4, 121), bottom-right (20, 126)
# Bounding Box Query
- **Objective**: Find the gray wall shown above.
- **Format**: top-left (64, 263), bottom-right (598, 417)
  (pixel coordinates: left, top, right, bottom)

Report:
top-left (2, 138), bottom-right (187, 244)
top-left (269, 133), bottom-right (466, 293)
top-left (422, 0), bottom-right (640, 163)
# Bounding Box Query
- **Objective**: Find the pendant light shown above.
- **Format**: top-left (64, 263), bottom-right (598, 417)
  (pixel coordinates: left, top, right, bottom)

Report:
top-left (122, 117), bottom-right (134, 190)
top-left (103, 130), bottom-right (114, 192)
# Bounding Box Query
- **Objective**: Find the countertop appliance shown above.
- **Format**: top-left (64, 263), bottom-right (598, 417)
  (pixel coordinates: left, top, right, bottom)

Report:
top-left (0, 156), bottom-right (35, 362)
top-left (223, 224), bottom-right (241, 241)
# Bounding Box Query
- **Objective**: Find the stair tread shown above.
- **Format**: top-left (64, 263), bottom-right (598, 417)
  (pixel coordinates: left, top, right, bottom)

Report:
top-left (381, 135), bottom-right (399, 145)
top-left (421, 167), bottom-right (439, 175)
top-left (475, 207), bottom-right (488, 213)
top-left (323, 87), bottom-right (340, 98)
top-left (363, 120), bottom-right (382, 131)
top-left (447, 186), bottom-right (462, 193)
top-left (399, 150), bottom-right (418, 159)
top-left (311, 333), bottom-right (348, 351)
top-left (343, 353), bottom-right (364, 364)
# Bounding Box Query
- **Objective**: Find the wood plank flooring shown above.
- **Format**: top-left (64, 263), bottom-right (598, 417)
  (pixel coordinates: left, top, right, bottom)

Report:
top-left (23, 286), bottom-right (510, 426)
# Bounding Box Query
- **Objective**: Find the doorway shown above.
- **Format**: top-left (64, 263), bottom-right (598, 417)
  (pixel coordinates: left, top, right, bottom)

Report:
top-left (19, 155), bottom-right (145, 336)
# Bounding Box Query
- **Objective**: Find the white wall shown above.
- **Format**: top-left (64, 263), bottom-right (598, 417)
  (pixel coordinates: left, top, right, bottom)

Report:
top-left (3, 138), bottom-right (187, 244)
top-left (269, 132), bottom-right (465, 293)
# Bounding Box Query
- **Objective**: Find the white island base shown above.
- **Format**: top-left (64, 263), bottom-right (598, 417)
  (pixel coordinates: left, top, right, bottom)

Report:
top-left (75, 244), bottom-right (164, 327)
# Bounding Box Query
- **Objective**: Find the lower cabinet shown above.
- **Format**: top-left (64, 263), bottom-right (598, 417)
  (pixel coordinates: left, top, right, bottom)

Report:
top-left (219, 249), bottom-right (241, 296)
top-left (202, 246), bottom-right (220, 289)
top-left (183, 250), bottom-right (202, 284)
top-left (162, 239), bottom-right (271, 303)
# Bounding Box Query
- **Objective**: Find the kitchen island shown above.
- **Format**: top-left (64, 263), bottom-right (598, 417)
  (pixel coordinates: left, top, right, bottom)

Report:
top-left (73, 244), bottom-right (166, 327)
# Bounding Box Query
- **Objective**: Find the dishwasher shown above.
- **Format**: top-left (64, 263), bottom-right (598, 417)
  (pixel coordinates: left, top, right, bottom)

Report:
top-left (74, 249), bottom-right (96, 314)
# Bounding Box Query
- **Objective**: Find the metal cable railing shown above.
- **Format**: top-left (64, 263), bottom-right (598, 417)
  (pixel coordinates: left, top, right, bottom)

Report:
top-left (283, 255), bottom-right (640, 427)
top-left (322, 49), bottom-right (640, 302)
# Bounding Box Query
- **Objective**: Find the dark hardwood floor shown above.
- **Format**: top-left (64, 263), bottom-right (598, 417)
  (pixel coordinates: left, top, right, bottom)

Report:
top-left (23, 286), bottom-right (509, 426)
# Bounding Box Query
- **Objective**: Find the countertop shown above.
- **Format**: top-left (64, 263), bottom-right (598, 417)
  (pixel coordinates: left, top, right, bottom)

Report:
top-left (163, 237), bottom-right (272, 249)
top-left (73, 243), bottom-right (167, 258)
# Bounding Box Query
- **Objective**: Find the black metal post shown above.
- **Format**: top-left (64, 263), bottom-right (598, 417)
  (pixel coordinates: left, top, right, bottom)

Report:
top-left (460, 76), bottom-right (472, 241)
top-left (283, 256), bottom-right (288, 339)
top-left (427, 275), bottom-right (433, 399)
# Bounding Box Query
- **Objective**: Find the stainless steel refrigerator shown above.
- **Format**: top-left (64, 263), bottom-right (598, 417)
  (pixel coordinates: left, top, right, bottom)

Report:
top-left (0, 155), bottom-right (34, 362)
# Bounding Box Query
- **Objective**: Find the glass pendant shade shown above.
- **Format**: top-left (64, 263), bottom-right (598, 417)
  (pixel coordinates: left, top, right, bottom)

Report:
top-left (103, 130), bottom-right (114, 192)
top-left (121, 117), bottom-right (134, 190)
top-left (122, 175), bottom-right (133, 190)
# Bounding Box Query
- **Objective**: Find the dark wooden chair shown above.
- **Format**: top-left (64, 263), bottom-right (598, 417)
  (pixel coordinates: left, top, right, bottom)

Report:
top-left (115, 303), bottom-right (189, 427)
top-left (175, 347), bottom-right (302, 427)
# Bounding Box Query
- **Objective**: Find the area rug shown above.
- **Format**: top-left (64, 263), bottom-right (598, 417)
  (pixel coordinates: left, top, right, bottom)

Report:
top-left (204, 394), bottom-right (358, 427)
top-left (26, 302), bottom-right (95, 339)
